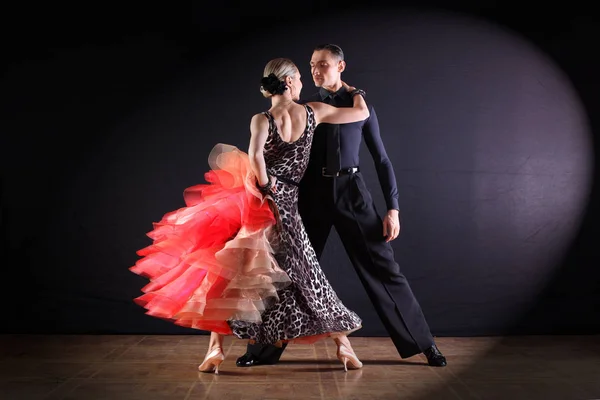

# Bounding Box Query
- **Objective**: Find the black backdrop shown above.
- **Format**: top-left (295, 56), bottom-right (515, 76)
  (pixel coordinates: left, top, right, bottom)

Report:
top-left (1, 1), bottom-right (598, 338)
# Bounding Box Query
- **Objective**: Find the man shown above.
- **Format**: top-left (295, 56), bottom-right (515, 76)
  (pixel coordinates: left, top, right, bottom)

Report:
top-left (237, 44), bottom-right (446, 367)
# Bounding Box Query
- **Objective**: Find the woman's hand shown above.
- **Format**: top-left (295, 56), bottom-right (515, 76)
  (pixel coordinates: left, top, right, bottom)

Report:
top-left (256, 174), bottom-right (277, 195)
top-left (268, 175), bottom-right (277, 193)
top-left (341, 81), bottom-right (356, 92)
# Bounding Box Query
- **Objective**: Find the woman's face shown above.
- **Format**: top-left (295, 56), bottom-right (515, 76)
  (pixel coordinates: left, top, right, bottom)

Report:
top-left (288, 68), bottom-right (303, 101)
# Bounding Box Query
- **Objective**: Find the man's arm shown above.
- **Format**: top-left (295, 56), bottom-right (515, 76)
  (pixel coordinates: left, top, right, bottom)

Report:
top-left (362, 105), bottom-right (399, 211)
top-left (362, 105), bottom-right (401, 242)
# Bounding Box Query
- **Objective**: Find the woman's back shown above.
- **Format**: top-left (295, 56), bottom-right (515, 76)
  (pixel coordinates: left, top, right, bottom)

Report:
top-left (267, 103), bottom-right (309, 144)
top-left (262, 104), bottom-right (316, 185)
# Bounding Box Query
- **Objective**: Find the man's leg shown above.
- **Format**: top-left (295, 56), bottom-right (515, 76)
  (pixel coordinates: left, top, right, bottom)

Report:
top-left (333, 174), bottom-right (444, 364)
top-left (299, 179), bottom-right (335, 259)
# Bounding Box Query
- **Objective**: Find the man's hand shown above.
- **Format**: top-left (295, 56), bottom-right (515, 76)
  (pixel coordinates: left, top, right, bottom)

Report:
top-left (383, 209), bottom-right (401, 242)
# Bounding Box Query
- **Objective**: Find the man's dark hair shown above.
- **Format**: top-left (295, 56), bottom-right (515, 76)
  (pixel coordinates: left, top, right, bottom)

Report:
top-left (314, 44), bottom-right (344, 61)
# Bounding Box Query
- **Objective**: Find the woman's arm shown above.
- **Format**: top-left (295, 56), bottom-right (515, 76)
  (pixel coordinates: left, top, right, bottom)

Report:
top-left (248, 113), bottom-right (270, 186)
top-left (308, 84), bottom-right (369, 125)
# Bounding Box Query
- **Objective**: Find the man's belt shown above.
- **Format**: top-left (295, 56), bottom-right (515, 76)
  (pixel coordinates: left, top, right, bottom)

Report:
top-left (321, 166), bottom-right (360, 177)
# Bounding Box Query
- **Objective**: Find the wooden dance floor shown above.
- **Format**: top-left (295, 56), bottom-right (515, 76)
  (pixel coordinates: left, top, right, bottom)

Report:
top-left (0, 334), bottom-right (598, 399)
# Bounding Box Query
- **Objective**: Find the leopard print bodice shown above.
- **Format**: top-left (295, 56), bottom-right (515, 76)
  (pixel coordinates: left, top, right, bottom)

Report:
top-left (262, 104), bottom-right (316, 184)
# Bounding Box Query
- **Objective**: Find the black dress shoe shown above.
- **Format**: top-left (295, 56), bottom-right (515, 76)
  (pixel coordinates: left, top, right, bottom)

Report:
top-left (423, 344), bottom-right (447, 367)
top-left (236, 352), bottom-right (262, 367)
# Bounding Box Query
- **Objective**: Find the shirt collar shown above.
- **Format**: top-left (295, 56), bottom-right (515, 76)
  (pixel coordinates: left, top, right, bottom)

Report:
top-left (319, 85), bottom-right (348, 101)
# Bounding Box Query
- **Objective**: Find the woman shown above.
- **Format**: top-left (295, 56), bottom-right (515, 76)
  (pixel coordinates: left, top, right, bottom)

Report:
top-left (131, 58), bottom-right (369, 373)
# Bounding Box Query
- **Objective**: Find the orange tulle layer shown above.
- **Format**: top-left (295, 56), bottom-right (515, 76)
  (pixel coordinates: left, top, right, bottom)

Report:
top-left (130, 144), bottom-right (290, 334)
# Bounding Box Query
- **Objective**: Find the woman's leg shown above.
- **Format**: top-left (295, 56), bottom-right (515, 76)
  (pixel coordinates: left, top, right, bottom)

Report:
top-left (198, 332), bottom-right (226, 373)
top-left (331, 333), bottom-right (363, 371)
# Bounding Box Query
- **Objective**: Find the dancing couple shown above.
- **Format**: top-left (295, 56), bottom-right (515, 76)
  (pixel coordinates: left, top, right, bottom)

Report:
top-left (131, 44), bottom-right (446, 374)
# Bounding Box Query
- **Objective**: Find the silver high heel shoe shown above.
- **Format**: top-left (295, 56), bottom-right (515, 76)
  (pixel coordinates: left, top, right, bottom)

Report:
top-left (198, 347), bottom-right (225, 374)
top-left (334, 338), bottom-right (363, 372)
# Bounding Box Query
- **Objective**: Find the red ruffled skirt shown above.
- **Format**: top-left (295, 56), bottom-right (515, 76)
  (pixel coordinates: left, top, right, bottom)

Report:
top-left (130, 144), bottom-right (290, 334)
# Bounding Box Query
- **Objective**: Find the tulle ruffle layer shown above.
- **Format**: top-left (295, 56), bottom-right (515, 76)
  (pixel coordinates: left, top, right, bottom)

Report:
top-left (130, 144), bottom-right (290, 334)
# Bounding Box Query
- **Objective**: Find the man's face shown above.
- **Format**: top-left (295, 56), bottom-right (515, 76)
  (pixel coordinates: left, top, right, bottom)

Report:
top-left (310, 49), bottom-right (345, 88)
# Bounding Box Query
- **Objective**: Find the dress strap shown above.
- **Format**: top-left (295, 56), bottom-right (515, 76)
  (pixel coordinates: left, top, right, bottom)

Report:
top-left (302, 104), bottom-right (316, 135)
top-left (262, 111), bottom-right (276, 133)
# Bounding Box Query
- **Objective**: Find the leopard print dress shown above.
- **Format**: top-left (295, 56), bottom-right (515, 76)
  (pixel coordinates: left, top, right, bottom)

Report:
top-left (228, 104), bottom-right (362, 344)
